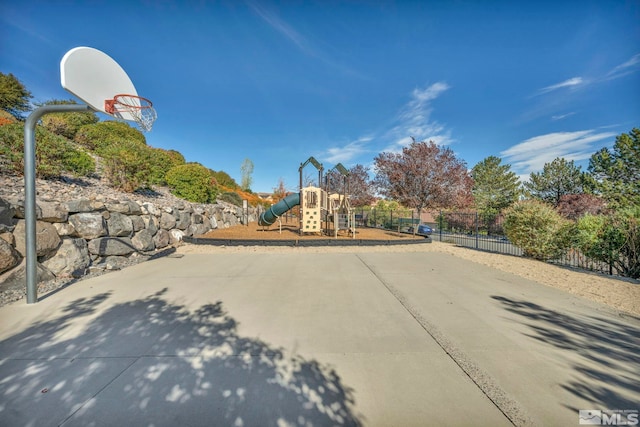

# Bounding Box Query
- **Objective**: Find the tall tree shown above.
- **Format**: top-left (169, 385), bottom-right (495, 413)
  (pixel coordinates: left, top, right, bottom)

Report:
top-left (240, 158), bottom-right (254, 191)
top-left (0, 72), bottom-right (32, 118)
top-left (373, 138), bottom-right (473, 224)
top-left (346, 164), bottom-right (376, 207)
top-left (588, 128), bottom-right (640, 207)
top-left (471, 156), bottom-right (520, 217)
top-left (524, 158), bottom-right (584, 206)
top-left (325, 164), bottom-right (375, 207)
top-left (272, 178), bottom-right (287, 203)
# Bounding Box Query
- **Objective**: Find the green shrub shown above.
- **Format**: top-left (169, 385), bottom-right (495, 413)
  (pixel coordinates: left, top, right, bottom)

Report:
top-left (219, 191), bottom-right (243, 206)
top-left (62, 149), bottom-right (95, 177)
top-left (166, 163), bottom-right (218, 203)
top-left (101, 139), bottom-right (152, 192)
top-left (0, 123), bottom-right (95, 177)
top-left (40, 100), bottom-right (99, 139)
top-left (575, 208), bottom-right (640, 278)
top-left (0, 123), bottom-right (23, 173)
top-left (75, 120), bottom-right (146, 153)
top-left (146, 147), bottom-right (187, 186)
top-left (504, 200), bottom-right (573, 260)
top-left (211, 170), bottom-right (239, 189)
top-left (0, 109), bottom-right (18, 126)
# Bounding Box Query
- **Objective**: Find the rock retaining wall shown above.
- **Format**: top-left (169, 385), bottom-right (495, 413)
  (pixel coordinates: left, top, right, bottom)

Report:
top-left (0, 194), bottom-right (258, 290)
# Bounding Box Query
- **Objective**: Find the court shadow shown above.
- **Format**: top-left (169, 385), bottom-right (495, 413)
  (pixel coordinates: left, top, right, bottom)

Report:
top-left (0, 289), bottom-right (362, 426)
top-left (491, 296), bottom-right (640, 412)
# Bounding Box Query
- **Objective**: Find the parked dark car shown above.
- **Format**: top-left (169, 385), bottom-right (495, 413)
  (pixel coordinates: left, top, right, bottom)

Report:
top-left (408, 224), bottom-right (433, 235)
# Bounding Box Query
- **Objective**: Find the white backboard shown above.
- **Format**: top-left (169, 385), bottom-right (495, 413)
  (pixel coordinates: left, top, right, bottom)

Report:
top-left (60, 47), bottom-right (138, 121)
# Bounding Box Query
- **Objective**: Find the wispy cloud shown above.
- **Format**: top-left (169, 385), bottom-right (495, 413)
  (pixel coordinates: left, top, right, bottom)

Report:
top-left (247, 2), bottom-right (367, 79)
top-left (537, 77), bottom-right (585, 95)
top-left (501, 129), bottom-right (616, 176)
top-left (324, 137), bottom-right (372, 164)
top-left (605, 53), bottom-right (640, 80)
top-left (551, 112), bottom-right (576, 121)
top-left (533, 53), bottom-right (640, 99)
top-left (319, 82), bottom-right (452, 164)
top-left (248, 2), bottom-right (311, 55)
top-left (383, 82), bottom-right (452, 152)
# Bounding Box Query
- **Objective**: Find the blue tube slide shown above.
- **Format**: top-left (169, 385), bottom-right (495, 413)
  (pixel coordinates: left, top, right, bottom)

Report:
top-left (258, 193), bottom-right (300, 226)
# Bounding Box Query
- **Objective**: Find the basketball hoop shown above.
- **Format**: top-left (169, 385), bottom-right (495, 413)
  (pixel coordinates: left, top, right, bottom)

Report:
top-left (105, 94), bottom-right (157, 132)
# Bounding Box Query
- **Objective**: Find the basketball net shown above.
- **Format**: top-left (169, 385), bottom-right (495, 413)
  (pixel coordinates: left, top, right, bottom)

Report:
top-left (105, 94), bottom-right (157, 132)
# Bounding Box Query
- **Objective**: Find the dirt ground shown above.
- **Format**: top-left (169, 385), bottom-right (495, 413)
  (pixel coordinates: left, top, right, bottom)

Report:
top-left (185, 220), bottom-right (640, 317)
top-left (199, 217), bottom-right (425, 241)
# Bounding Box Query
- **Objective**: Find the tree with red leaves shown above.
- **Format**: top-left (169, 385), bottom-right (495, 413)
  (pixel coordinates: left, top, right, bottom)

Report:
top-left (556, 193), bottom-right (607, 220)
top-left (373, 138), bottom-right (473, 225)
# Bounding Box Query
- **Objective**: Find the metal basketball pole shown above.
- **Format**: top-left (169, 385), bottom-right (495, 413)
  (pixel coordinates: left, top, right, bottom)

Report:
top-left (24, 104), bottom-right (92, 304)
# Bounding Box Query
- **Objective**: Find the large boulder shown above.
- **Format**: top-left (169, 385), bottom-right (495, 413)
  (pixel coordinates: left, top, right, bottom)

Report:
top-left (43, 238), bottom-right (90, 277)
top-left (106, 212), bottom-right (133, 237)
top-left (191, 213), bottom-right (204, 224)
top-left (106, 201), bottom-right (142, 215)
top-left (141, 202), bottom-right (160, 216)
top-left (93, 256), bottom-right (132, 271)
top-left (159, 212), bottom-right (176, 230)
top-left (53, 222), bottom-right (75, 237)
top-left (66, 199), bottom-right (103, 213)
top-left (38, 201), bottom-right (68, 223)
top-left (88, 237), bottom-right (136, 256)
top-left (130, 215), bottom-right (145, 232)
top-left (0, 238), bottom-right (21, 274)
top-left (224, 212), bottom-right (238, 227)
top-left (169, 229), bottom-right (184, 245)
top-left (131, 229), bottom-right (155, 252)
top-left (153, 229), bottom-right (170, 249)
top-left (69, 213), bottom-right (107, 239)
top-left (11, 199), bottom-right (42, 220)
top-left (0, 198), bottom-right (15, 231)
top-left (0, 259), bottom-right (55, 292)
top-left (142, 215), bottom-right (158, 235)
top-left (175, 211), bottom-right (191, 230)
top-left (186, 223), bottom-right (209, 237)
top-left (209, 216), bottom-right (218, 229)
top-left (13, 220), bottom-right (61, 258)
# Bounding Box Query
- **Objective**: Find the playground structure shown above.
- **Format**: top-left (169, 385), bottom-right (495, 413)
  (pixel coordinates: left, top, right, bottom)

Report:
top-left (259, 157), bottom-right (356, 238)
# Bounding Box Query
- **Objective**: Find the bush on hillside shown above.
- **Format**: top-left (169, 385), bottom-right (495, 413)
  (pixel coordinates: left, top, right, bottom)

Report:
top-left (0, 109), bottom-right (18, 126)
top-left (147, 147), bottom-right (187, 186)
top-left (211, 170), bottom-right (239, 189)
top-left (504, 199), bottom-right (573, 260)
top-left (0, 123), bottom-right (95, 177)
top-left (40, 100), bottom-right (99, 139)
top-left (101, 139), bottom-right (153, 192)
top-left (575, 208), bottom-right (640, 278)
top-left (219, 191), bottom-right (243, 206)
top-left (75, 120), bottom-right (146, 153)
top-left (166, 163), bottom-right (218, 203)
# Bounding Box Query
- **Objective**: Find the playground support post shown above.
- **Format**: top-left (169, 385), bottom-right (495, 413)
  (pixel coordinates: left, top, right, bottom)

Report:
top-left (24, 104), bottom-right (93, 304)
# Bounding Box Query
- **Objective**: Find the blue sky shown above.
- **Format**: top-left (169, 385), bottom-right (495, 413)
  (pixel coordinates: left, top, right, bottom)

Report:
top-left (2, 1), bottom-right (639, 193)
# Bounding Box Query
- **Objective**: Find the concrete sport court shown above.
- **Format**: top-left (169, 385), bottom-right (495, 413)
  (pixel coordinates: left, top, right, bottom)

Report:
top-left (0, 249), bottom-right (638, 426)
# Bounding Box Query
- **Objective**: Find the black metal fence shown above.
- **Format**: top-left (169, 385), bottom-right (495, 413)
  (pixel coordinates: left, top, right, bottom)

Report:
top-left (353, 207), bottom-right (621, 277)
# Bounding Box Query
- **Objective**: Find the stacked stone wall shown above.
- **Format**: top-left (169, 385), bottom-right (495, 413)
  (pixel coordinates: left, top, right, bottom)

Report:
top-left (0, 176), bottom-right (258, 291)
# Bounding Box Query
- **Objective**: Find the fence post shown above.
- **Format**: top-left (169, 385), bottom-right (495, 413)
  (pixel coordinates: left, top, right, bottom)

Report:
top-left (475, 212), bottom-right (479, 249)
top-left (609, 240), bottom-right (613, 276)
top-left (390, 210), bottom-right (393, 230)
top-left (439, 210), bottom-right (443, 241)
